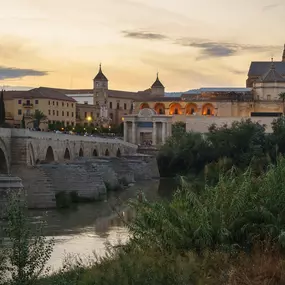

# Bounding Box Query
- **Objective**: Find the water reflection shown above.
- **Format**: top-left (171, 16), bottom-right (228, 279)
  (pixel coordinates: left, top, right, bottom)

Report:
top-left (30, 178), bottom-right (177, 271)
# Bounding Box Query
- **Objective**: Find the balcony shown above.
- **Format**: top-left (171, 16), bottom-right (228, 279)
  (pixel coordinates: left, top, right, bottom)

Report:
top-left (22, 103), bottom-right (33, 108)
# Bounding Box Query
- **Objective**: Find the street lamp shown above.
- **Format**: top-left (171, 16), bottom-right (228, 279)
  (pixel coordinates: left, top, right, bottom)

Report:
top-left (87, 116), bottom-right (92, 122)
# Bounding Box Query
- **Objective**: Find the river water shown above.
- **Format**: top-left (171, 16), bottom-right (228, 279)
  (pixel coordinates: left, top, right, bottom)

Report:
top-left (29, 178), bottom-right (177, 271)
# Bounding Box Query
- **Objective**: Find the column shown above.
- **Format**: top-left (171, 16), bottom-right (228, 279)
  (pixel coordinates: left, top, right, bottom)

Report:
top-left (162, 122), bottom-right (166, 144)
top-left (123, 121), bottom-right (127, 142)
top-left (132, 121), bottom-right (136, 144)
top-left (152, 121), bottom-right (157, 145)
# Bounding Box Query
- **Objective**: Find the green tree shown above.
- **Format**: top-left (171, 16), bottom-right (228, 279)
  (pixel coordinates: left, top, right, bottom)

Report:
top-left (21, 115), bottom-right (26, 129)
top-left (279, 92), bottom-right (285, 115)
top-left (0, 90), bottom-right (6, 126)
top-left (31, 110), bottom-right (47, 129)
top-left (2, 192), bottom-right (54, 285)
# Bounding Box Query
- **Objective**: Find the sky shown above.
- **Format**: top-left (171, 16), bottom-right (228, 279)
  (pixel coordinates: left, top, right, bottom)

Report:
top-left (0, 0), bottom-right (284, 92)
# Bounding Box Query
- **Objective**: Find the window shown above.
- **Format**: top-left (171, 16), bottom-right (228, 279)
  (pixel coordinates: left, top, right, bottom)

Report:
top-left (72, 103), bottom-right (74, 107)
top-left (174, 108), bottom-right (178, 115)
top-left (109, 102), bottom-right (113, 109)
top-left (67, 103), bottom-right (69, 107)
top-left (72, 112), bottom-right (74, 117)
top-left (267, 95), bottom-right (271, 100)
top-left (67, 111), bottom-right (69, 116)
top-left (53, 101), bottom-right (55, 105)
top-left (110, 113), bottom-right (113, 120)
top-left (35, 100), bottom-right (39, 104)
top-left (53, 110), bottom-right (55, 115)
top-left (71, 122), bottom-right (74, 126)
top-left (207, 109), bottom-right (211, 115)
top-left (48, 110), bottom-right (51, 115)
top-left (84, 112), bottom-right (87, 118)
top-left (84, 101), bottom-right (88, 105)
top-left (18, 109), bottom-right (22, 115)
top-left (62, 102), bottom-right (64, 107)
top-left (62, 111), bottom-right (64, 116)
top-left (18, 100), bottom-right (21, 104)
top-left (124, 103), bottom-right (127, 110)
top-left (191, 108), bottom-right (195, 115)
top-left (117, 102), bottom-right (120, 109)
top-left (56, 102), bottom-right (58, 106)
top-left (48, 100), bottom-right (50, 105)
top-left (57, 110), bottom-right (59, 116)
top-left (27, 100), bottom-right (30, 105)
top-left (66, 121), bottom-right (69, 125)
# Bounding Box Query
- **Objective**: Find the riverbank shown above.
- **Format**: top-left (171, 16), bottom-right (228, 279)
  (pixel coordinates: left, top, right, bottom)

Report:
top-left (28, 178), bottom-right (176, 272)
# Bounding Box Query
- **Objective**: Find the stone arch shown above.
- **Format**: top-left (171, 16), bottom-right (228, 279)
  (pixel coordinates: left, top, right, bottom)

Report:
top-left (116, 148), bottom-right (121, 157)
top-left (140, 103), bottom-right (150, 109)
top-left (154, 103), bottom-right (165, 114)
top-left (185, 103), bottom-right (198, 115)
top-left (0, 138), bottom-right (9, 174)
top-left (202, 103), bottom-right (215, 116)
top-left (79, 148), bottom-right (84, 157)
top-left (64, 148), bottom-right (71, 160)
top-left (169, 103), bottom-right (182, 115)
top-left (105, 149), bottom-right (110, 156)
top-left (45, 146), bottom-right (55, 162)
top-left (93, 149), bottom-right (98, 157)
top-left (28, 143), bottom-right (36, 166)
top-left (0, 148), bottom-right (8, 174)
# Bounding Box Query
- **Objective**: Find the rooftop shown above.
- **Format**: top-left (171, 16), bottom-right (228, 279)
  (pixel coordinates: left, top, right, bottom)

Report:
top-left (248, 61), bottom-right (285, 77)
top-left (256, 62), bottom-right (285, 83)
top-left (94, 64), bottom-right (108, 81)
top-left (4, 87), bottom-right (76, 102)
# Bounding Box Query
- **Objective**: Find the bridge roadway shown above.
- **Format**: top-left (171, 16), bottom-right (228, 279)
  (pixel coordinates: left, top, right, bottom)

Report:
top-left (0, 128), bottom-right (137, 174)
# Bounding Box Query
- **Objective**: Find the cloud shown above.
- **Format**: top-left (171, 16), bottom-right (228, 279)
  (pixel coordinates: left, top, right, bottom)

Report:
top-left (0, 67), bottom-right (48, 80)
top-left (175, 38), bottom-right (279, 58)
top-left (122, 30), bottom-right (168, 40)
top-left (262, 3), bottom-right (281, 11)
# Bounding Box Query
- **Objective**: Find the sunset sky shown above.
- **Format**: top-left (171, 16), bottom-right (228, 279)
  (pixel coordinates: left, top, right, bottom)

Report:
top-left (0, 0), bottom-right (284, 91)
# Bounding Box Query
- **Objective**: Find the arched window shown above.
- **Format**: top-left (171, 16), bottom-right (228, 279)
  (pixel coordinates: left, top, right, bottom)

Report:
top-left (154, 103), bottom-right (165, 114)
top-left (79, 148), bottom-right (84, 157)
top-left (202, 103), bottom-right (215, 116)
top-left (169, 103), bottom-right (182, 115)
top-left (93, 149), bottom-right (98, 156)
top-left (105, 149), bottom-right (110, 156)
top-left (140, 103), bottom-right (150, 109)
top-left (116, 148), bottom-right (121, 157)
top-left (64, 148), bottom-right (70, 160)
top-left (185, 103), bottom-right (198, 115)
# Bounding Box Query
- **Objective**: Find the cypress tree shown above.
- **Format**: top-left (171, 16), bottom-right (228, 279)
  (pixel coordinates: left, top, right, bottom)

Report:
top-left (0, 90), bottom-right (5, 126)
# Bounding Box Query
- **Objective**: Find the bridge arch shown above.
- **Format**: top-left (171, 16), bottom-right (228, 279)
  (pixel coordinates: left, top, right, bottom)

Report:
top-left (45, 146), bottom-right (55, 162)
top-left (116, 148), bottom-right (121, 157)
top-left (79, 148), bottom-right (84, 157)
top-left (64, 148), bottom-right (71, 160)
top-left (93, 149), bottom-right (98, 157)
top-left (105, 149), bottom-right (110, 156)
top-left (0, 138), bottom-right (9, 174)
top-left (28, 143), bottom-right (36, 166)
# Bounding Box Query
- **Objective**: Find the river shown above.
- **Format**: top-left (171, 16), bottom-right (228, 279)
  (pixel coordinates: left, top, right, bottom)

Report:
top-left (29, 178), bottom-right (178, 271)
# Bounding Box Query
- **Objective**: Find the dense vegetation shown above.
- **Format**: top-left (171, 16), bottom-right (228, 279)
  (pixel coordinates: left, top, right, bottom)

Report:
top-left (3, 118), bottom-right (285, 284)
top-left (158, 118), bottom-right (285, 178)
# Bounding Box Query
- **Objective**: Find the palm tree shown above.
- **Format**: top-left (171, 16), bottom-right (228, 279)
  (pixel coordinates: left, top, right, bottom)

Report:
top-left (279, 92), bottom-right (285, 115)
top-left (30, 110), bottom-right (47, 129)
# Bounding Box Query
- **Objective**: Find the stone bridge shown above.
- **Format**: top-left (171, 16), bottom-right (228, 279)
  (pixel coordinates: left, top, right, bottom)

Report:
top-left (0, 128), bottom-right (137, 173)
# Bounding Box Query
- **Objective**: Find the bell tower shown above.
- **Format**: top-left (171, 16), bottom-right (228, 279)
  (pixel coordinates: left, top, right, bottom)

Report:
top-left (151, 73), bottom-right (165, 97)
top-left (93, 64), bottom-right (108, 106)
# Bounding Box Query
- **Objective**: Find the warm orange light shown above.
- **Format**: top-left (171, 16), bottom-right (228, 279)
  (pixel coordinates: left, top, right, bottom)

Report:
top-left (122, 117), bottom-right (124, 121)
top-left (87, 116), bottom-right (92, 121)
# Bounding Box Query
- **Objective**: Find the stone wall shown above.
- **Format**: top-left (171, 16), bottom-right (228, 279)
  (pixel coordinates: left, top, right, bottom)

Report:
top-left (11, 155), bottom-right (159, 209)
top-left (186, 116), bottom-right (278, 133)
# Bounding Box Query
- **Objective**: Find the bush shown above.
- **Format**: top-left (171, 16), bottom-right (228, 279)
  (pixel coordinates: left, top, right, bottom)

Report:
top-left (129, 157), bottom-right (285, 253)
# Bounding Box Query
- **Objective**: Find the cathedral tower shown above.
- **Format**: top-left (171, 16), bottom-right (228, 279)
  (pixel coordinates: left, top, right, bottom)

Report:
top-left (151, 73), bottom-right (165, 97)
top-left (93, 64), bottom-right (108, 107)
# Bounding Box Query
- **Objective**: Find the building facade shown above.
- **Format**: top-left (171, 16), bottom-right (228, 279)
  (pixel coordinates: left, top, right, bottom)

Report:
top-left (4, 87), bottom-right (76, 129)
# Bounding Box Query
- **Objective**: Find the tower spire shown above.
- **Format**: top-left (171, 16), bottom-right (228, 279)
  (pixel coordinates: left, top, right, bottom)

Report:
top-left (282, 44), bottom-right (285, 62)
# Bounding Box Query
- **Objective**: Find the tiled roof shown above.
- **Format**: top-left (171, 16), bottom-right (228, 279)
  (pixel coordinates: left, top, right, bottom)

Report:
top-left (151, 74), bottom-right (164, 88)
top-left (256, 63), bottom-right (285, 83)
top-left (248, 61), bottom-right (285, 77)
top-left (185, 87), bottom-right (252, 94)
top-left (94, 65), bottom-right (108, 81)
top-left (4, 87), bottom-right (76, 102)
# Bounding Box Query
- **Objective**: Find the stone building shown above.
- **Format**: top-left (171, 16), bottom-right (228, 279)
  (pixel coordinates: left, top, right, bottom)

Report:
top-left (123, 108), bottom-right (172, 146)
top-left (246, 45), bottom-right (285, 87)
top-left (4, 87), bottom-right (76, 129)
